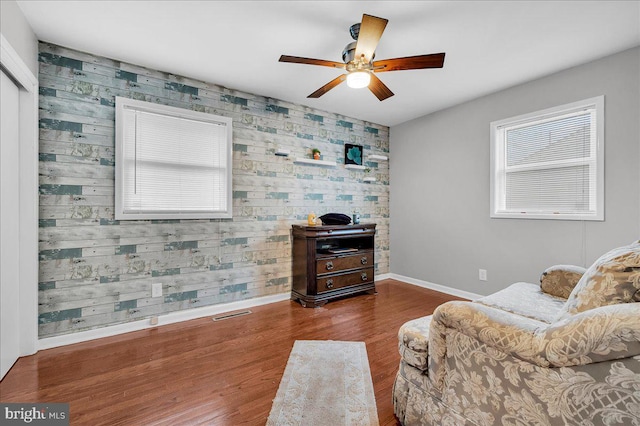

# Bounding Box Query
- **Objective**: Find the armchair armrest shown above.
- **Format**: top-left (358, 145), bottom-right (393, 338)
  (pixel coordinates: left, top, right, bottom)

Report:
top-left (542, 302), bottom-right (640, 365)
top-left (428, 301), bottom-right (546, 391)
top-left (540, 264), bottom-right (586, 299)
top-left (428, 301), bottom-right (640, 391)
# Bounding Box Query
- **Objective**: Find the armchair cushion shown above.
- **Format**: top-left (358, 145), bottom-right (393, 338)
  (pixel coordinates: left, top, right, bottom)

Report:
top-left (475, 281), bottom-right (565, 323)
top-left (560, 240), bottom-right (640, 318)
top-left (540, 264), bottom-right (586, 299)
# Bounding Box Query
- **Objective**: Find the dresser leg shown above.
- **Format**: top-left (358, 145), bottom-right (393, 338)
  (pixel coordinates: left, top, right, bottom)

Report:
top-left (293, 297), bottom-right (327, 308)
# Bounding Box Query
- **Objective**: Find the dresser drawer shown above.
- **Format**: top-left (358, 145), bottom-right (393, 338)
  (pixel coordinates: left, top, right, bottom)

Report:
top-left (317, 268), bottom-right (374, 293)
top-left (317, 251), bottom-right (373, 274)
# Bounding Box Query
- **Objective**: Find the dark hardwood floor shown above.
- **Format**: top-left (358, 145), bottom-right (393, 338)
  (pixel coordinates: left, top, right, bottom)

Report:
top-left (0, 279), bottom-right (464, 425)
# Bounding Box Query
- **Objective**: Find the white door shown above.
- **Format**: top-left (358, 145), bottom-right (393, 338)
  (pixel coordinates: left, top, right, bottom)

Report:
top-left (1, 69), bottom-right (21, 379)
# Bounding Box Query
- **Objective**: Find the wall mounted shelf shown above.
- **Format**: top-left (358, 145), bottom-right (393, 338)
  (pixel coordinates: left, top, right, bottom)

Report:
top-left (345, 164), bottom-right (366, 170)
top-left (368, 154), bottom-right (389, 161)
top-left (294, 158), bottom-right (336, 167)
top-left (363, 177), bottom-right (377, 183)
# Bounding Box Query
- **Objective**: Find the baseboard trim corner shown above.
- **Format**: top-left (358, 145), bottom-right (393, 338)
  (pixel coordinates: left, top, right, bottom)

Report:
top-left (38, 292), bottom-right (291, 351)
top-left (388, 273), bottom-right (482, 301)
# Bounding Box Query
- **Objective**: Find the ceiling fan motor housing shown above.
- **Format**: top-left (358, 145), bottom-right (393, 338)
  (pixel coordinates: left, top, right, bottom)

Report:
top-left (342, 41), bottom-right (375, 65)
top-left (342, 41), bottom-right (357, 63)
top-left (349, 23), bottom-right (360, 40)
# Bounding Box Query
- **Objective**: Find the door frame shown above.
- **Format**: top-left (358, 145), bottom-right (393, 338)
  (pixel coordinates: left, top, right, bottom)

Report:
top-left (1, 33), bottom-right (38, 356)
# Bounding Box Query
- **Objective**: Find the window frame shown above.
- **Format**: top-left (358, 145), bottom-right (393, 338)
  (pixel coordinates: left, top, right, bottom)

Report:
top-left (490, 96), bottom-right (604, 221)
top-left (115, 97), bottom-right (233, 220)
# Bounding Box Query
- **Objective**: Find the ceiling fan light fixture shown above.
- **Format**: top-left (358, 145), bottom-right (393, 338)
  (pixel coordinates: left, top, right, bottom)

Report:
top-left (346, 71), bottom-right (371, 89)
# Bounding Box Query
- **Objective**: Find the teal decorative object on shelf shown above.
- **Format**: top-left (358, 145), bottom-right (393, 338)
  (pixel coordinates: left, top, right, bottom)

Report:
top-left (345, 144), bottom-right (363, 165)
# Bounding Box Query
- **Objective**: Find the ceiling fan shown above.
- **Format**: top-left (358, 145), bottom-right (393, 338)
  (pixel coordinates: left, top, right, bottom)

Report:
top-left (279, 14), bottom-right (445, 101)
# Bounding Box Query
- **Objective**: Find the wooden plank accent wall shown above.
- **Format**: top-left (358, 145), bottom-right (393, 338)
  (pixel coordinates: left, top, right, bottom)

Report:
top-left (37, 42), bottom-right (390, 338)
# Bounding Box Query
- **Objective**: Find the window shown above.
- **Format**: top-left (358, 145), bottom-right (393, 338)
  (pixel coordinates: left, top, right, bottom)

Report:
top-left (490, 96), bottom-right (604, 221)
top-left (115, 97), bottom-right (232, 220)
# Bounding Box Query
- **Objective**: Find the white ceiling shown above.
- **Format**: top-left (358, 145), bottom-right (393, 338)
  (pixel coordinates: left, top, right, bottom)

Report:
top-left (17, 1), bottom-right (640, 127)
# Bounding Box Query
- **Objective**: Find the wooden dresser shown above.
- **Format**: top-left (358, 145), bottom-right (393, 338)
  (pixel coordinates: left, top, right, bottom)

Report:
top-left (291, 223), bottom-right (376, 307)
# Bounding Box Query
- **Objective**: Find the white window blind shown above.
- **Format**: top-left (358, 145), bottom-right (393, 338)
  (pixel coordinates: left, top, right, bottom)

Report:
top-left (490, 96), bottom-right (604, 220)
top-left (115, 97), bottom-right (232, 220)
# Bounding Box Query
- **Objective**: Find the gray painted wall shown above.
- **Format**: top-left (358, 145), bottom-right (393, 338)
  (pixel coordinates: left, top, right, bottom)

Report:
top-left (390, 47), bottom-right (640, 296)
top-left (38, 43), bottom-right (389, 338)
top-left (0, 0), bottom-right (38, 76)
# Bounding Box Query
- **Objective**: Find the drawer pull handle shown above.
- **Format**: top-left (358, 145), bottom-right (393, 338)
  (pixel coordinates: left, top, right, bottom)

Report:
top-left (361, 257), bottom-right (368, 265)
top-left (326, 279), bottom-right (334, 289)
top-left (326, 261), bottom-right (334, 270)
top-left (361, 272), bottom-right (368, 281)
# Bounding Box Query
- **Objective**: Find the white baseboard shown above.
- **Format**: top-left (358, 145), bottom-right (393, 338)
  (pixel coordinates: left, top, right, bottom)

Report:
top-left (38, 292), bottom-right (291, 351)
top-left (37, 273), bottom-right (474, 351)
top-left (387, 273), bottom-right (482, 301)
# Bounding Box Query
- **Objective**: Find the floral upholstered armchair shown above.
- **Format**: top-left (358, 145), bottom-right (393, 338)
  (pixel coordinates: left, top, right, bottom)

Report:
top-left (393, 240), bottom-right (640, 426)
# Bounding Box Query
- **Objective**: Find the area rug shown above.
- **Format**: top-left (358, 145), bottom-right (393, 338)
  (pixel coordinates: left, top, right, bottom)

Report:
top-left (266, 340), bottom-right (379, 426)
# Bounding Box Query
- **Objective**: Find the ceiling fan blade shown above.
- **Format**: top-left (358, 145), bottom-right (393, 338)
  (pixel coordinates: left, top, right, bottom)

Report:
top-left (368, 73), bottom-right (394, 101)
top-left (279, 55), bottom-right (345, 69)
top-left (308, 75), bottom-right (346, 98)
top-left (354, 14), bottom-right (388, 62)
top-left (373, 53), bottom-right (446, 72)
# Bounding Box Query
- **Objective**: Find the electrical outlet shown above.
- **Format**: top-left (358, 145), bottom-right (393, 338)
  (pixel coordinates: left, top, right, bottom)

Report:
top-left (151, 283), bottom-right (163, 298)
top-left (479, 269), bottom-right (488, 281)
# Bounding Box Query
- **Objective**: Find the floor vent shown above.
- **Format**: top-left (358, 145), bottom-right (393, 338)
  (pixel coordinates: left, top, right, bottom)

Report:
top-left (212, 310), bottom-right (252, 322)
